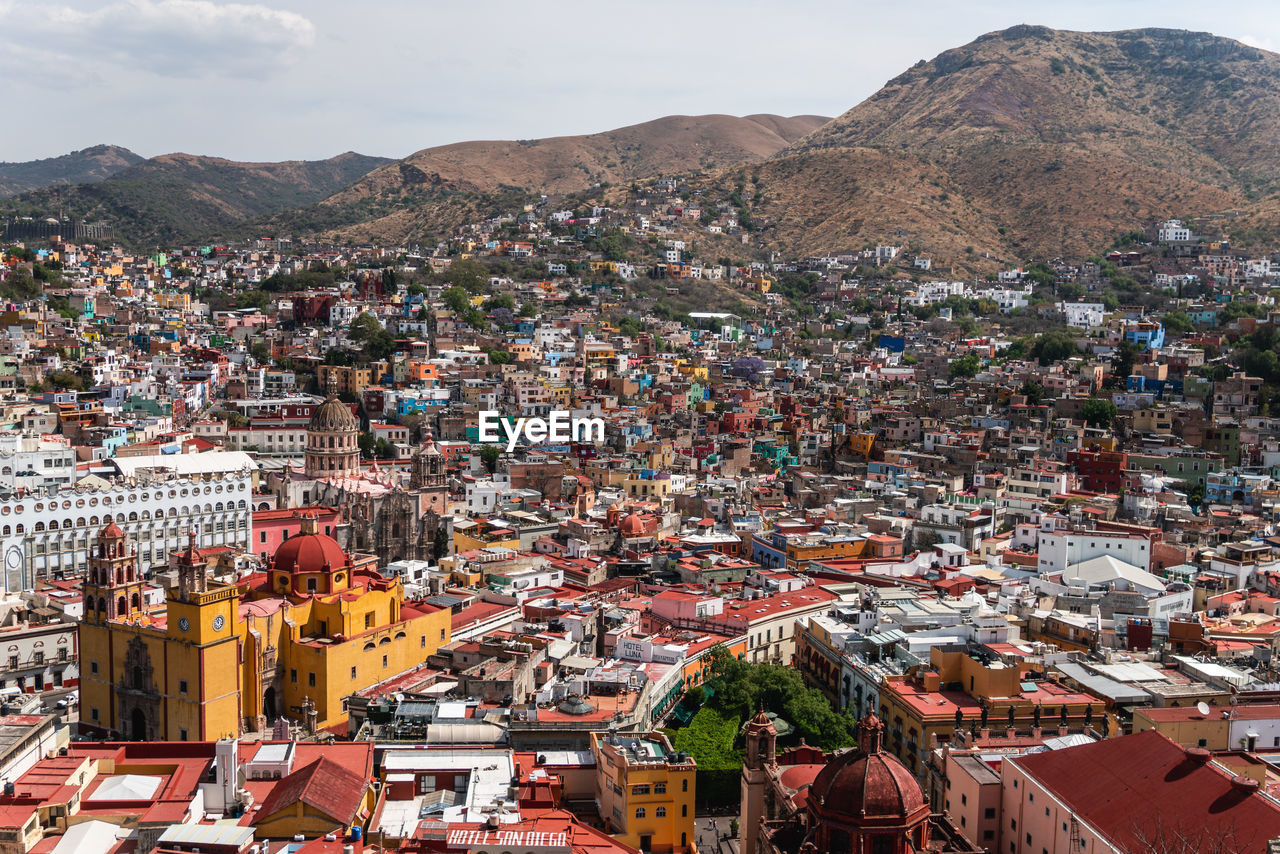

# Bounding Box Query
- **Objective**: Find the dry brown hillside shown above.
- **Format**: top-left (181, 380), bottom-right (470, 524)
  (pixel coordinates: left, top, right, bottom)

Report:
top-left (744, 26), bottom-right (1280, 259)
top-left (306, 114), bottom-right (828, 243)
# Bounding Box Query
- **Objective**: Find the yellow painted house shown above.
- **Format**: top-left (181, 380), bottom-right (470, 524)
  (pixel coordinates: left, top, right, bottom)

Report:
top-left (592, 731), bottom-right (697, 854)
top-left (80, 516), bottom-right (450, 741)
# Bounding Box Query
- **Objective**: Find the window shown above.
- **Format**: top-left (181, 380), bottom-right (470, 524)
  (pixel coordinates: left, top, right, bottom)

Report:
top-left (961, 793), bottom-right (967, 806)
top-left (421, 636), bottom-right (426, 649)
top-left (654, 783), bottom-right (666, 794)
top-left (90, 660), bottom-right (99, 675)
top-left (7, 655), bottom-right (15, 669)
top-left (351, 666), bottom-right (358, 679)
top-left (290, 669), bottom-right (298, 683)
top-left (365, 612), bottom-right (374, 629)
top-left (632, 785), bottom-right (650, 796)
top-left (90, 707), bottom-right (100, 722)
top-left (179, 728), bottom-right (188, 741)
top-left (1198, 738), bottom-right (1208, 748)
top-left (682, 779), bottom-right (688, 792)
top-left (33, 651), bottom-right (43, 666)
top-left (682, 805), bottom-right (687, 817)
top-left (983, 830), bottom-right (994, 841)
top-left (985, 808), bottom-right (996, 819)
top-left (635, 808), bottom-right (645, 819)
top-left (382, 655), bottom-right (388, 668)
top-left (260, 531), bottom-right (267, 543)
top-left (656, 807), bottom-right (666, 818)
top-left (308, 672), bottom-right (316, 687)
top-left (179, 680), bottom-right (188, 694)
top-left (440, 628), bottom-right (446, 641)
top-left (1029, 793), bottom-right (1035, 803)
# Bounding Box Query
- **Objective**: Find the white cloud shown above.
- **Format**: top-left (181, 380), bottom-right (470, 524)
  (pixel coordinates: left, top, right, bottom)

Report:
top-left (1, 0), bottom-right (316, 78)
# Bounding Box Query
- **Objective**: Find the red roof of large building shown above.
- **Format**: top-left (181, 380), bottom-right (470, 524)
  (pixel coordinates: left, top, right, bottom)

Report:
top-left (255, 755), bottom-right (369, 826)
top-left (1013, 729), bottom-right (1280, 851)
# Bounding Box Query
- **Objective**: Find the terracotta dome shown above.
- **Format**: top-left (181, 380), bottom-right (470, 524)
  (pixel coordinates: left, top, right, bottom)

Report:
top-left (808, 714), bottom-right (927, 822)
top-left (619, 513), bottom-right (646, 536)
top-left (308, 395), bottom-right (357, 432)
top-left (273, 530), bottom-right (350, 575)
top-left (99, 521), bottom-right (126, 539)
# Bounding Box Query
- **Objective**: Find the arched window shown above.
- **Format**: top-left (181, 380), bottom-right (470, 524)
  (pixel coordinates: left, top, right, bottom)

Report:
top-left (635, 808), bottom-right (645, 819)
top-left (117, 596), bottom-right (127, 614)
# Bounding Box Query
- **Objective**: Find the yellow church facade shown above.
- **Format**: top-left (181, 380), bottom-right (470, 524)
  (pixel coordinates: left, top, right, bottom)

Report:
top-left (80, 517), bottom-right (451, 741)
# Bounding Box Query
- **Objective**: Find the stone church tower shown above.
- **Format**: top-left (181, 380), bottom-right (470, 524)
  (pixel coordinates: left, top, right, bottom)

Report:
top-left (741, 708), bottom-right (778, 854)
top-left (410, 424), bottom-right (449, 518)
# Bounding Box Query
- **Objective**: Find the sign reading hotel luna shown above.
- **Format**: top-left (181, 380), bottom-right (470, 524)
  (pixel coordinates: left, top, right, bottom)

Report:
top-left (478, 410), bottom-right (605, 452)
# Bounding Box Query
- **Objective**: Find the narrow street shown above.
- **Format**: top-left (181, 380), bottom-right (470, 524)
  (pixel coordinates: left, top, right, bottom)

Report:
top-left (694, 813), bottom-right (738, 854)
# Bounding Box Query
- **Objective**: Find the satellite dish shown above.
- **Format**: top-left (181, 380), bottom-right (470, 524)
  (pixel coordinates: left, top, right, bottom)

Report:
top-left (1196, 702), bottom-right (1211, 716)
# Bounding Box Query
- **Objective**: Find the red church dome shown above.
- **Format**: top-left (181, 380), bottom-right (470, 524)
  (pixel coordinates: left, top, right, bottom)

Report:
top-left (620, 513), bottom-right (646, 536)
top-left (273, 530), bottom-right (350, 575)
top-left (808, 714), bottom-right (928, 824)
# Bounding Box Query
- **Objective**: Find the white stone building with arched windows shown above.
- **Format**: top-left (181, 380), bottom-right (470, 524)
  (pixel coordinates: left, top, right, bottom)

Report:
top-left (0, 469), bottom-right (253, 591)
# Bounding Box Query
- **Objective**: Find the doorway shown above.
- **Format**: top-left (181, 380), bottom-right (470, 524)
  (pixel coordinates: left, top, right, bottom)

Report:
top-left (130, 707), bottom-right (147, 740)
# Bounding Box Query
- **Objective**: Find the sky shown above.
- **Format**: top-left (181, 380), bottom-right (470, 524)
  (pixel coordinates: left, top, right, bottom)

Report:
top-left (3, 0), bottom-right (1279, 163)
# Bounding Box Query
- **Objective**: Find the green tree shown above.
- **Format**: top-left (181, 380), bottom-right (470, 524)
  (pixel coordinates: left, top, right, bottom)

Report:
top-left (487, 293), bottom-right (515, 311)
top-left (1113, 340), bottom-right (1141, 381)
top-left (358, 432), bottom-right (377, 459)
top-left (1028, 330), bottom-right (1080, 365)
top-left (46, 370), bottom-right (84, 391)
top-left (349, 312), bottom-right (396, 361)
top-left (1080, 397), bottom-right (1118, 428)
top-left (446, 258), bottom-right (489, 294)
top-left (949, 353), bottom-right (982, 380)
top-left (324, 348), bottom-right (354, 366)
top-left (488, 349), bottom-right (512, 365)
top-left (443, 285), bottom-right (472, 314)
top-left (1020, 380), bottom-right (1045, 405)
top-left (1162, 311), bottom-right (1194, 335)
top-left (250, 341), bottom-right (272, 363)
top-left (479, 444), bottom-right (501, 474)
top-left (432, 527), bottom-right (450, 561)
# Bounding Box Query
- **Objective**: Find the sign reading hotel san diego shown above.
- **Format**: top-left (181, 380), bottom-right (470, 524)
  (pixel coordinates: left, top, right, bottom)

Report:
top-left (478, 410), bottom-right (605, 452)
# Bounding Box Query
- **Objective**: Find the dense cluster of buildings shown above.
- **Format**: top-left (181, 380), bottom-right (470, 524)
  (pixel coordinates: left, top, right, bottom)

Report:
top-left (3, 202), bottom-right (1280, 853)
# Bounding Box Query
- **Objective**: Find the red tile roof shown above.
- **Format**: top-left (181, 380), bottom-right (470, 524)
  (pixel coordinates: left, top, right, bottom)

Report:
top-left (1014, 730), bottom-right (1280, 851)
top-left (255, 756), bottom-right (368, 826)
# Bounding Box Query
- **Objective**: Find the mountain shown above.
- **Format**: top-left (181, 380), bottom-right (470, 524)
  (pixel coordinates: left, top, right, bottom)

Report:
top-left (0, 145), bottom-right (144, 196)
top-left (1, 151), bottom-right (393, 246)
top-left (282, 114), bottom-right (829, 243)
top-left (741, 26), bottom-right (1280, 259)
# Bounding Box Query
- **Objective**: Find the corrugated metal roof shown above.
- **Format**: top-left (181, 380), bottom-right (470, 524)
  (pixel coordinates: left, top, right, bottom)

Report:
top-left (1055, 661), bottom-right (1151, 704)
